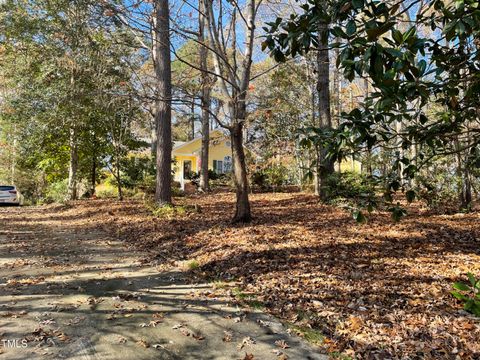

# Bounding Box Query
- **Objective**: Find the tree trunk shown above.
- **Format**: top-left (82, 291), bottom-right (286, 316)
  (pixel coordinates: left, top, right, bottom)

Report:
top-left (11, 124), bottom-right (17, 184)
top-left (315, 20), bottom-right (334, 201)
top-left (199, 97), bottom-right (210, 191)
top-left (91, 153), bottom-right (96, 196)
top-left (454, 138), bottom-right (466, 208)
top-left (363, 78), bottom-right (373, 176)
top-left (198, 0), bottom-right (210, 192)
top-left (203, 0), bottom-right (255, 221)
top-left (116, 154), bottom-right (123, 201)
top-left (68, 125), bottom-right (78, 200)
top-left (396, 120), bottom-right (404, 177)
top-left (153, 0), bottom-right (172, 205)
top-left (190, 100), bottom-right (195, 140)
top-left (151, 120), bottom-right (157, 159)
top-left (231, 121), bottom-right (251, 223)
top-left (464, 166), bottom-right (472, 208)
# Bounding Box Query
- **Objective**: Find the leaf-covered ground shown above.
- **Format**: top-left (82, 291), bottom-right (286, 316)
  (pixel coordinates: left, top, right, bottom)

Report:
top-left (36, 192), bottom-right (480, 359)
top-left (0, 203), bottom-right (323, 360)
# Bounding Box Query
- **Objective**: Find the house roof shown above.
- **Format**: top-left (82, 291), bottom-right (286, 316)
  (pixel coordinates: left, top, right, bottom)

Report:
top-left (173, 141), bottom-right (186, 148)
top-left (172, 129), bottom-right (227, 153)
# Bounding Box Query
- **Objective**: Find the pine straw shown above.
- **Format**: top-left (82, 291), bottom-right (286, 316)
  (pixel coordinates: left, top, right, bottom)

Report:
top-left (39, 192), bottom-right (480, 358)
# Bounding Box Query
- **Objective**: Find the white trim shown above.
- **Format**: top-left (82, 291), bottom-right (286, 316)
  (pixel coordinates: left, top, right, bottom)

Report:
top-left (173, 152), bottom-right (198, 157)
top-left (180, 172), bottom-right (185, 190)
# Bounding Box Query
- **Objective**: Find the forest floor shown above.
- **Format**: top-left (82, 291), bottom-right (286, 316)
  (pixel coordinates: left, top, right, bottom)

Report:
top-left (0, 203), bottom-right (325, 360)
top-left (2, 191), bottom-right (480, 359)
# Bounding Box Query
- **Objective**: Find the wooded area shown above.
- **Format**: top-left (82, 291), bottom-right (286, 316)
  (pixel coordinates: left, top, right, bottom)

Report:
top-left (1, 0), bottom-right (479, 359)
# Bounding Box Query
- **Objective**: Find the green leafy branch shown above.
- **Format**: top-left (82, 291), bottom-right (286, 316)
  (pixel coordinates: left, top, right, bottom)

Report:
top-left (451, 273), bottom-right (480, 317)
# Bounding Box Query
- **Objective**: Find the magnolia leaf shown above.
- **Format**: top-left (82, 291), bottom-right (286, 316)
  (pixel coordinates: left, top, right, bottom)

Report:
top-left (453, 282), bottom-right (470, 292)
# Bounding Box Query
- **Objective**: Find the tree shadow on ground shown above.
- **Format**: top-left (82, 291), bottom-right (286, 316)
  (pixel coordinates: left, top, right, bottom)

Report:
top-left (0, 206), bottom-right (325, 360)
top-left (2, 193), bottom-right (480, 358)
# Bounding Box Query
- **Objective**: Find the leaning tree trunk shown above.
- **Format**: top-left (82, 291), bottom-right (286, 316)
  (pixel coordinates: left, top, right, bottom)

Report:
top-left (153, 0), bottom-right (172, 205)
top-left (198, 0), bottom-right (210, 192)
top-left (230, 120), bottom-right (251, 223)
top-left (68, 125), bottom-right (78, 200)
top-left (315, 20), bottom-right (334, 201)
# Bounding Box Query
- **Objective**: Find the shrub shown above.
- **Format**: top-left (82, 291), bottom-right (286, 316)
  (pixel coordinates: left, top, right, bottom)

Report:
top-left (416, 175), bottom-right (461, 211)
top-left (186, 171), bottom-right (200, 187)
top-left (137, 174), bottom-right (156, 195)
top-left (136, 175), bottom-right (184, 197)
top-left (325, 172), bottom-right (378, 223)
top-left (325, 171), bottom-right (376, 200)
top-left (210, 172), bottom-right (232, 188)
top-left (184, 170), bottom-right (232, 189)
top-left (96, 184), bottom-right (118, 199)
top-left (265, 164), bottom-right (290, 187)
top-left (44, 179), bottom-right (69, 203)
top-left (172, 186), bottom-right (185, 197)
top-left (208, 169), bottom-right (222, 181)
top-left (251, 170), bottom-right (268, 189)
top-left (451, 273), bottom-right (480, 317)
top-left (121, 155), bottom-right (155, 188)
top-left (251, 164), bottom-right (290, 191)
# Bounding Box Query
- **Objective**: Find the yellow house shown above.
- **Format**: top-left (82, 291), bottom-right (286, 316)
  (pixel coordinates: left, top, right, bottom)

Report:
top-left (339, 157), bottom-right (362, 173)
top-left (172, 129), bottom-right (232, 187)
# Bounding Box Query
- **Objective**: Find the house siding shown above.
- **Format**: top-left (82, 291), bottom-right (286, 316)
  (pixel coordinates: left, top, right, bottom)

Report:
top-left (171, 130), bottom-right (232, 182)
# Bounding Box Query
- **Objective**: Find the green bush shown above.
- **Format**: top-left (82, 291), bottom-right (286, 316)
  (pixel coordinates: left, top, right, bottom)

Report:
top-left (172, 186), bottom-right (185, 197)
top-left (44, 179), bottom-right (69, 203)
top-left (208, 169), bottom-right (224, 181)
top-left (184, 170), bottom-right (232, 189)
top-left (186, 171), bottom-right (200, 187)
top-left (121, 155), bottom-right (155, 188)
top-left (251, 164), bottom-right (290, 190)
top-left (325, 172), bottom-right (378, 223)
top-left (325, 171), bottom-right (376, 200)
top-left (136, 174), bottom-right (183, 196)
top-left (96, 184), bottom-right (118, 198)
top-left (251, 171), bottom-right (268, 189)
top-left (416, 175), bottom-right (461, 211)
top-left (210, 172), bottom-right (232, 188)
top-left (137, 174), bottom-right (156, 195)
top-left (451, 273), bottom-right (480, 317)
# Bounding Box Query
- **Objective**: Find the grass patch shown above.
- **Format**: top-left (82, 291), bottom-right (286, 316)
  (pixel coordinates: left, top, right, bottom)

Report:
top-left (288, 324), bottom-right (324, 346)
top-left (231, 287), bottom-right (265, 309)
top-left (329, 353), bottom-right (354, 360)
top-left (246, 299), bottom-right (265, 310)
top-left (211, 280), bottom-right (229, 290)
top-left (288, 322), bottom-right (354, 360)
top-left (187, 260), bottom-right (200, 270)
top-left (232, 287), bottom-right (248, 300)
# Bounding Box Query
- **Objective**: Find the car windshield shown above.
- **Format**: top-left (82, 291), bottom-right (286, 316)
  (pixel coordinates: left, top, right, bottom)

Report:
top-left (0, 186), bottom-right (15, 191)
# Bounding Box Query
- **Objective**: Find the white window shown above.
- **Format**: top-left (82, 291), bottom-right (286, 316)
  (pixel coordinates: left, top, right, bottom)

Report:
top-left (213, 160), bottom-right (223, 174)
top-left (223, 156), bottom-right (232, 172)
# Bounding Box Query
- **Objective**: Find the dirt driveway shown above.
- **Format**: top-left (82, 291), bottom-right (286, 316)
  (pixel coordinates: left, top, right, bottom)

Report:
top-left (0, 205), bottom-right (325, 360)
